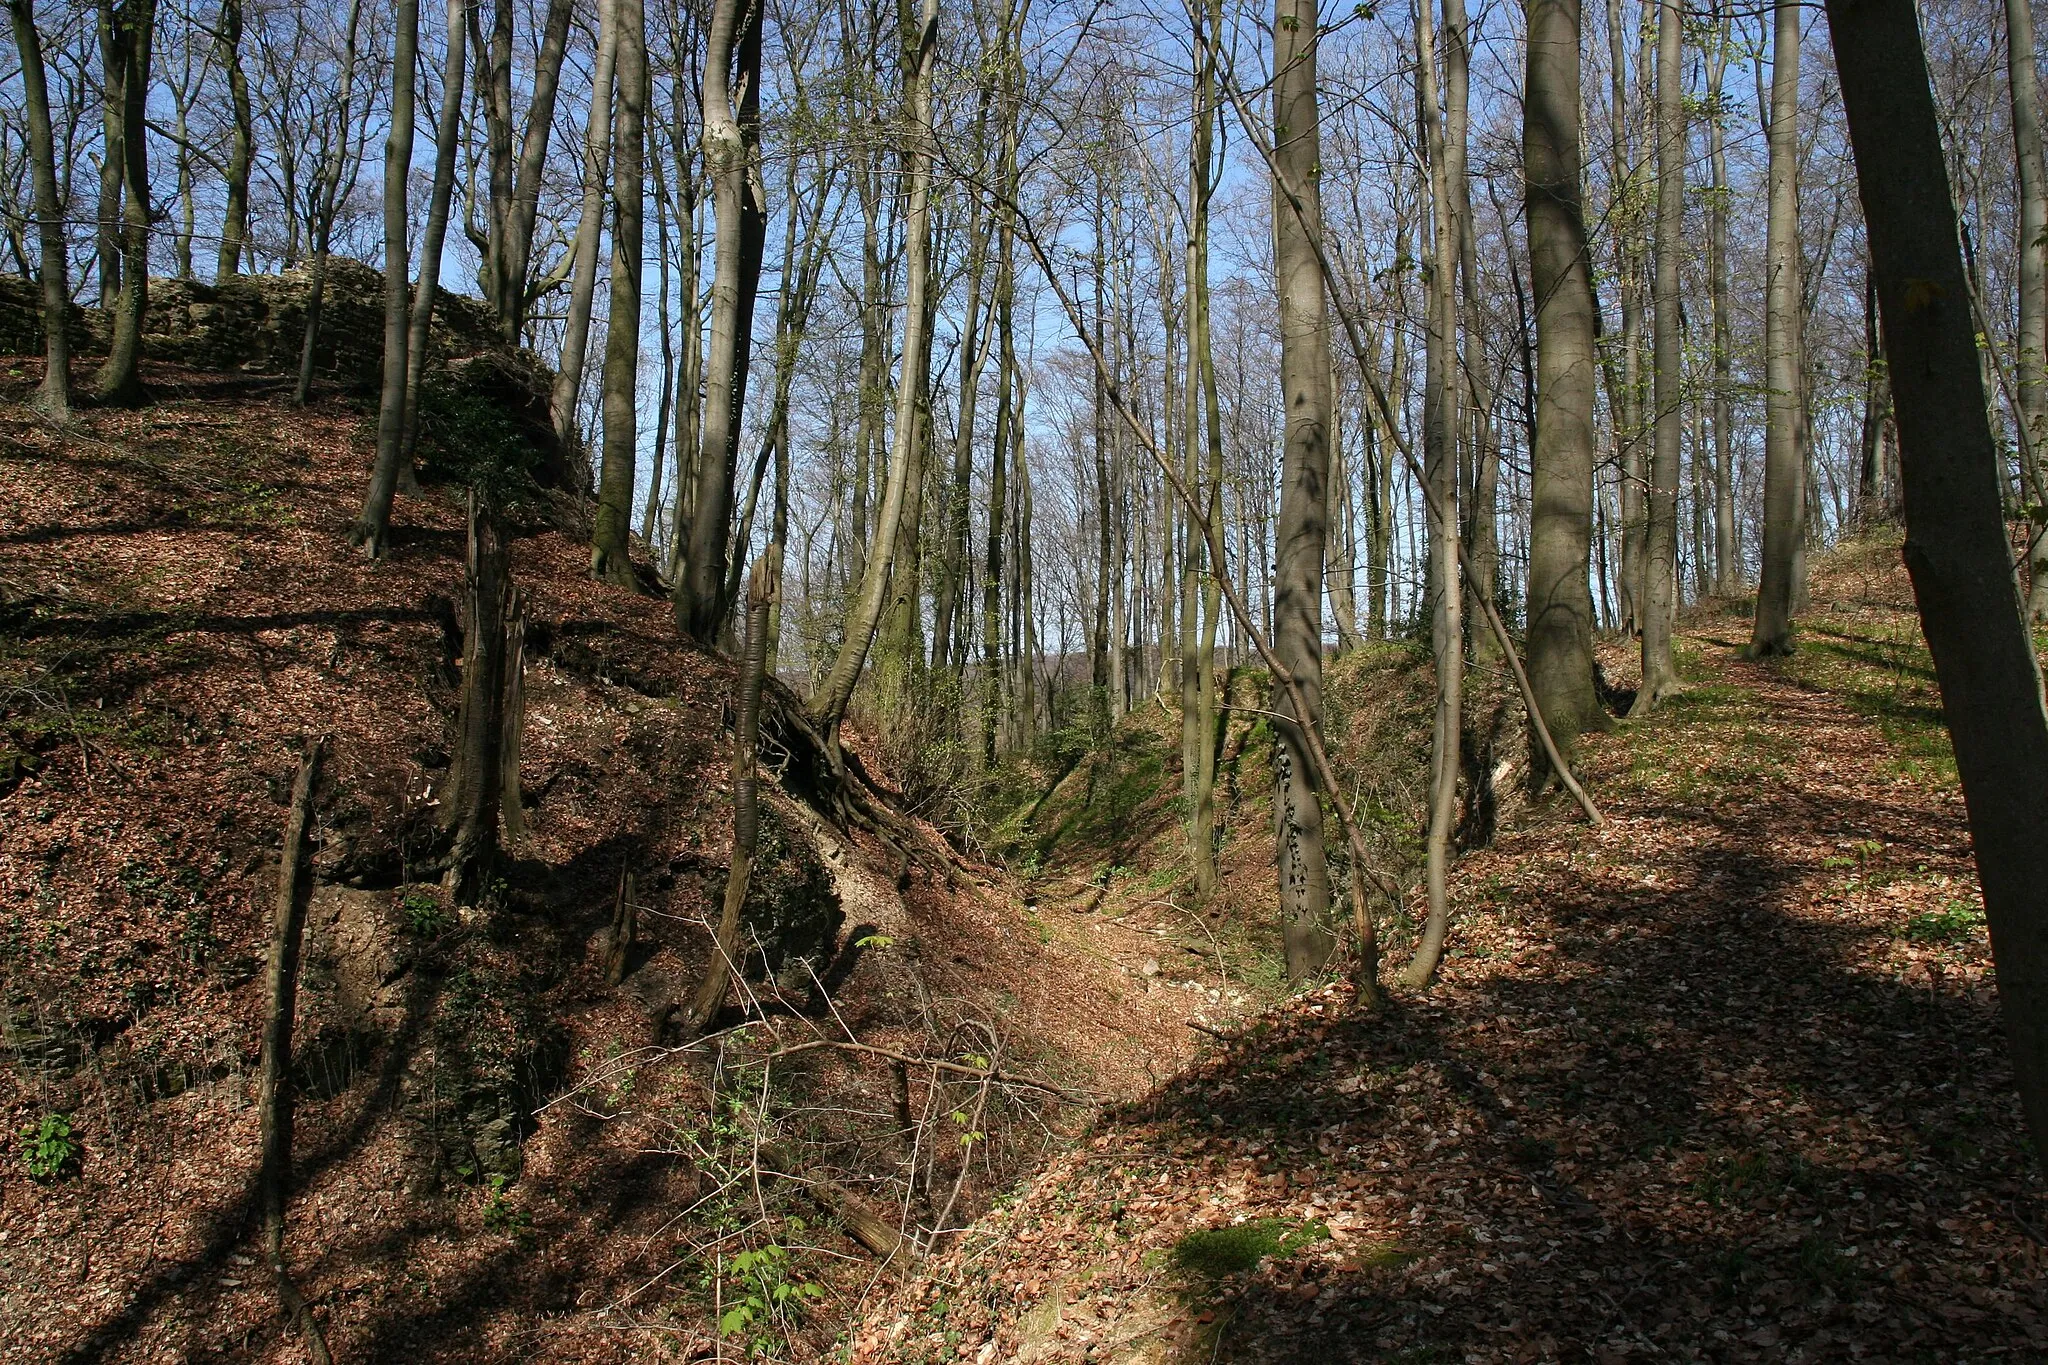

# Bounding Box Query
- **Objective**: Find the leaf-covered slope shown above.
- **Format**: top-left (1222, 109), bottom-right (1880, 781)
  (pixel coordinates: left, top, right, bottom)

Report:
top-left (852, 541), bottom-right (2047, 1364)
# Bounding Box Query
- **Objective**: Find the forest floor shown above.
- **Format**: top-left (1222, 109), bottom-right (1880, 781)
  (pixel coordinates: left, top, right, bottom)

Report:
top-left (0, 364), bottom-right (1232, 1364)
top-left (850, 540), bottom-right (2048, 1364)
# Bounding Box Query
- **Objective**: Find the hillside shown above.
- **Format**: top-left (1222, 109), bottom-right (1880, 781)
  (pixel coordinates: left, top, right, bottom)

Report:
top-left (0, 363), bottom-right (1229, 1363)
top-left (848, 541), bottom-right (2048, 1363)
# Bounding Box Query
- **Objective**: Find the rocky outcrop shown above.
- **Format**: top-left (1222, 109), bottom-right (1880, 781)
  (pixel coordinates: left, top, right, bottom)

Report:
top-left (0, 262), bottom-right (581, 489)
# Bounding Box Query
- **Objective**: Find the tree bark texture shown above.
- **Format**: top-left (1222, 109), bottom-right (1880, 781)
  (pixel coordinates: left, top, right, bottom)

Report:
top-left (592, 0), bottom-right (647, 587)
top-left (548, 0), bottom-right (618, 454)
top-left (1634, 0), bottom-right (1682, 708)
top-left (1825, 0), bottom-right (2048, 1168)
top-left (1751, 0), bottom-right (1803, 656)
top-left (8, 0), bottom-right (70, 418)
top-left (94, 0), bottom-right (153, 407)
top-left (353, 0), bottom-right (417, 557)
top-left (681, 0), bottom-right (770, 641)
top-left (1523, 0), bottom-right (1607, 753)
top-left (1271, 0), bottom-right (1336, 981)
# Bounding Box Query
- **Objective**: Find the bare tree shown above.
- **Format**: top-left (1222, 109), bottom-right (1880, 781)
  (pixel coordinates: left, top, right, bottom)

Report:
top-left (591, 0), bottom-right (648, 586)
top-left (1824, 0), bottom-right (2048, 1170)
top-left (7, 0), bottom-right (70, 418)
top-left (1634, 0), bottom-right (1682, 708)
top-left (1270, 0), bottom-right (1337, 979)
top-left (92, 0), bottom-right (153, 408)
top-left (1750, 0), bottom-right (1804, 656)
top-left (351, 0), bottom-right (416, 558)
top-left (1523, 0), bottom-right (1607, 752)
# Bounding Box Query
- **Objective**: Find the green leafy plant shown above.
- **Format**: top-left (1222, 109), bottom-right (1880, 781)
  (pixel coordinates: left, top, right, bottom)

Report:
top-left (481, 1172), bottom-right (531, 1236)
top-left (717, 1242), bottom-right (824, 1353)
top-left (1905, 899), bottom-right (1984, 945)
top-left (20, 1112), bottom-right (77, 1182)
top-left (401, 890), bottom-right (450, 938)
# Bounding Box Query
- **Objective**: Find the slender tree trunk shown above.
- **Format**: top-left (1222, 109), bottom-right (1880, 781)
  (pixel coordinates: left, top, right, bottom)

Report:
top-left (686, 548), bottom-right (780, 1035)
top-left (1634, 0), bottom-right (1682, 708)
top-left (591, 0), bottom-right (647, 587)
top-left (95, 1), bottom-right (120, 310)
top-left (549, 0), bottom-right (619, 452)
top-left (1609, 0), bottom-right (1645, 637)
top-left (402, 0), bottom-right (467, 457)
top-left (1824, 0), bottom-right (2048, 1169)
top-left (932, 154), bottom-right (992, 674)
top-left (983, 6), bottom-right (1024, 767)
top-left (1708, 3), bottom-right (1736, 593)
top-left (811, 0), bottom-right (938, 747)
top-left (213, 0), bottom-right (252, 282)
top-left (1183, 0), bottom-right (1220, 897)
top-left (8, 0), bottom-right (71, 419)
top-left (2008, 0), bottom-right (2048, 620)
top-left (258, 738), bottom-right (331, 1365)
top-left (294, 0), bottom-right (367, 417)
top-left (502, 0), bottom-right (576, 340)
top-left (1751, 0), bottom-right (1803, 655)
top-left (1408, 0), bottom-right (1465, 987)
top-left (680, 0), bottom-right (770, 639)
top-left (1524, 0), bottom-right (1608, 752)
top-left (351, 0), bottom-right (416, 557)
top-left (1272, 0), bottom-right (1336, 980)
top-left (443, 493), bottom-right (510, 904)
top-left (93, 0), bottom-right (153, 408)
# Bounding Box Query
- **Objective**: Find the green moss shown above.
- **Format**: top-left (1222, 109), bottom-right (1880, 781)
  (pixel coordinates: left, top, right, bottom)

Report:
top-left (1169, 1217), bottom-right (1330, 1279)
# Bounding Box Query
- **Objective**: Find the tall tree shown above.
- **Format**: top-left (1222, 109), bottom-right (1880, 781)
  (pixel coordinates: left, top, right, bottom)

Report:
top-left (1271, 0), bottom-right (1336, 979)
top-left (678, 0), bottom-right (770, 640)
top-left (591, 0), bottom-right (648, 586)
top-left (1523, 0), bottom-right (1607, 751)
top-left (351, 0), bottom-right (418, 558)
top-left (1750, 0), bottom-right (1803, 656)
top-left (1707, 2), bottom-right (1736, 594)
top-left (1409, 0), bottom-right (1465, 987)
top-left (1182, 0), bottom-right (1222, 900)
top-left (1634, 0), bottom-right (1682, 708)
top-left (402, 0), bottom-right (469, 454)
top-left (472, 0), bottom-right (576, 339)
top-left (2007, 0), bottom-right (2048, 620)
top-left (212, 0), bottom-right (253, 281)
top-left (811, 0), bottom-right (939, 749)
top-left (7, 0), bottom-right (70, 419)
top-left (1823, 0), bottom-right (2048, 1169)
top-left (549, 0), bottom-right (620, 451)
top-left (93, 0), bottom-right (154, 408)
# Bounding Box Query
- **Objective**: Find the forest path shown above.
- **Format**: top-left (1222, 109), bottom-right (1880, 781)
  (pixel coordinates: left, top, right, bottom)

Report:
top-left (851, 585), bottom-right (2047, 1363)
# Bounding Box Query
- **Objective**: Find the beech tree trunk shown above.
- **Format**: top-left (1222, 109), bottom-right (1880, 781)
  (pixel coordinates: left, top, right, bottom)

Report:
top-left (591, 0), bottom-right (647, 587)
top-left (1523, 0), bottom-right (1607, 753)
top-left (1751, 0), bottom-right (1803, 656)
top-left (93, 0), bottom-right (153, 408)
top-left (686, 547), bottom-right (780, 1035)
top-left (680, 0), bottom-right (770, 641)
top-left (2007, 0), bottom-right (2048, 620)
top-left (7, 0), bottom-right (70, 419)
top-left (811, 0), bottom-right (939, 747)
top-left (1271, 0), bottom-right (1336, 980)
top-left (548, 0), bottom-right (618, 453)
top-left (1634, 0), bottom-right (1682, 709)
top-left (401, 0), bottom-right (467, 456)
top-left (352, 0), bottom-right (416, 557)
top-left (1409, 0), bottom-right (1464, 988)
top-left (443, 493), bottom-right (511, 904)
top-left (212, 0), bottom-right (253, 282)
top-left (1824, 0), bottom-right (2048, 1167)
top-left (1708, 3), bottom-right (1737, 594)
